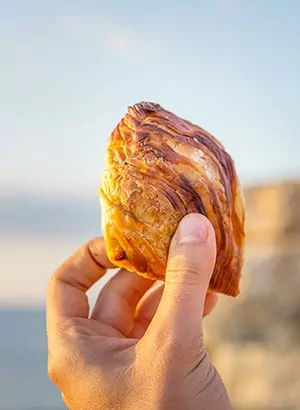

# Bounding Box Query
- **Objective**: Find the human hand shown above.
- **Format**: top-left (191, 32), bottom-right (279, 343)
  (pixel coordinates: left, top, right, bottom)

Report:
top-left (46, 214), bottom-right (231, 410)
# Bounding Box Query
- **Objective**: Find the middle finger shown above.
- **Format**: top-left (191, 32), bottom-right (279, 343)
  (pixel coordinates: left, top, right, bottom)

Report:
top-left (90, 269), bottom-right (154, 336)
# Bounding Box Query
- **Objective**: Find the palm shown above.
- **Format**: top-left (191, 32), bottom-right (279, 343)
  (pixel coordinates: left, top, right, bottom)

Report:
top-left (47, 238), bottom-right (217, 364)
top-left (88, 271), bottom-right (163, 340)
top-left (64, 269), bottom-right (216, 346)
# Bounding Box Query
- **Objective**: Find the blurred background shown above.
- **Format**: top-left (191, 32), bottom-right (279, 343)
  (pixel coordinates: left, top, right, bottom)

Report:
top-left (1, 1), bottom-right (300, 409)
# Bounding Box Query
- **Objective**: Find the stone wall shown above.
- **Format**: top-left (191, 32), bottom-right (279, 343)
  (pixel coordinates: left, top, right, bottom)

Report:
top-left (204, 181), bottom-right (300, 410)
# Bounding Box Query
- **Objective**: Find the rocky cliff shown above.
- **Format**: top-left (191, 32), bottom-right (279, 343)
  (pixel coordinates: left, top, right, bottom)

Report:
top-left (204, 181), bottom-right (300, 410)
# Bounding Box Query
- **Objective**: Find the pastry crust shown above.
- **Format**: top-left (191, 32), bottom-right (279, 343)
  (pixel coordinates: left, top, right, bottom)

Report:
top-left (100, 102), bottom-right (245, 296)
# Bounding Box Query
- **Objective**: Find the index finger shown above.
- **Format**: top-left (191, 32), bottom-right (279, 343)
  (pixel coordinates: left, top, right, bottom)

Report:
top-left (46, 237), bottom-right (115, 326)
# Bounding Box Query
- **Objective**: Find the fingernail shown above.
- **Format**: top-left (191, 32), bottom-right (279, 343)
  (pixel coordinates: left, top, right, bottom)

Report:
top-left (177, 214), bottom-right (208, 245)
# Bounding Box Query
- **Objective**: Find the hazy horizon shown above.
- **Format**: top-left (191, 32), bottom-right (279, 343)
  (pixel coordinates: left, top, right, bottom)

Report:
top-left (2, 177), bottom-right (300, 237)
top-left (1, 177), bottom-right (299, 307)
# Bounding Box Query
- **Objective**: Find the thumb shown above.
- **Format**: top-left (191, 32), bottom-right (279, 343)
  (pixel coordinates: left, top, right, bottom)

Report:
top-left (149, 213), bottom-right (217, 342)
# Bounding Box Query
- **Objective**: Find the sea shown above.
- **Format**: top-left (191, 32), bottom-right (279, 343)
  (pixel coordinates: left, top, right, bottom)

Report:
top-left (0, 192), bottom-right (106, 409)
top-left (0, 308), bottom-right (66, 410)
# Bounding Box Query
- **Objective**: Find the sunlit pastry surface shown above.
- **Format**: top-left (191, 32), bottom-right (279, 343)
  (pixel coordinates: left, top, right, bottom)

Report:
top-left (100, 102), bottom-right (245, 296)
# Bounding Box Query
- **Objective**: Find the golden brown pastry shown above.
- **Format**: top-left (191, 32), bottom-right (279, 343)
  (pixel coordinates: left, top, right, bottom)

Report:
top-left (99, 102), bottom-right (245, 296)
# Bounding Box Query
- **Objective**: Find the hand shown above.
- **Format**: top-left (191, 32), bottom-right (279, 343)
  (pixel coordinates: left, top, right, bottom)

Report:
top-left (46, 214), bottom-right (231, 410)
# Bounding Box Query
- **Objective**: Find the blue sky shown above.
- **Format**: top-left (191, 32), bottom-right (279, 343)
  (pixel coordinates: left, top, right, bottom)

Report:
top-left (1, 0), bottom-right (300, 306)
top-left (1, 0), bottom-right (300, 198)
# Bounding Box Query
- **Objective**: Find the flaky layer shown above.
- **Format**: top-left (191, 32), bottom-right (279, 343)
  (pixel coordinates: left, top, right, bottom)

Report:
top-left (100, 102), bottom-right (245, 296)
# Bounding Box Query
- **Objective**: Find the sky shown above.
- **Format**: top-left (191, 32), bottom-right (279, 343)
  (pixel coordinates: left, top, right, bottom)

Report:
top-left (1, 0), bottom-right (300, 305)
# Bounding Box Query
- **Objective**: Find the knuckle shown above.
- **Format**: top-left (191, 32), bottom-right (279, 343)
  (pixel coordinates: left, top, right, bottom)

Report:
top-left (47, 352), bottom-right (67, 385)
top-left (47, 346), bottom-right (79, 388)
top-left (47, 320), bottom-right (83, 387)
top-left (47, 358), bottom-right (62, 385)
top-left (167, 258), bottom-right (201, 283)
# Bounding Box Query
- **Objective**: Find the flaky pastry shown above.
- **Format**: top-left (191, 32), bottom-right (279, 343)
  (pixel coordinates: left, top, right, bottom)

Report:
top-left (99, 102), bottom-right (245, 296)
